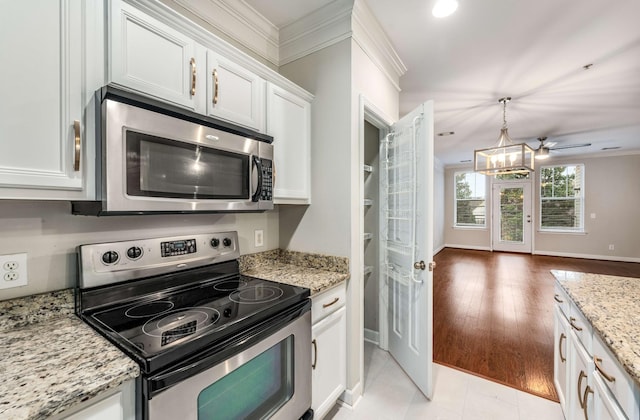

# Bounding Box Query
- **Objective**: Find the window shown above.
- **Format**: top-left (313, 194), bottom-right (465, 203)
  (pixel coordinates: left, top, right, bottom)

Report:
top-left (540, 164), bottom-right (584, 231)
top-left (454, 172), bottom-right (486, 227)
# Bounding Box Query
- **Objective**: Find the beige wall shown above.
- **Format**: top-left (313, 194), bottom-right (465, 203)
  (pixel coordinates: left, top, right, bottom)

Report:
top-left (443, 153), bottom-right (640, 261)
top-left (0, 201), bottom-right (278, 300)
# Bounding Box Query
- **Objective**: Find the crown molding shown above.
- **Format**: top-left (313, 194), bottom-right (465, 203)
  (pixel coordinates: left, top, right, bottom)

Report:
top-left (351, 0), bottom-right (406, 91)
top-left (278, 0), bottom-right (354, 66)
top-left (173, 0), bottom-right (280, 66)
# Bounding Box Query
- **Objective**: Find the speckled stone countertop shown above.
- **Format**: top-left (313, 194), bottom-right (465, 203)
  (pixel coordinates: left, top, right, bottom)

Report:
top-left (0, 289), bottom-right (139, 420)
top-left (239, 249), bottom-right (349, 295)
top-left (552, 270), bottom-right (640, 386)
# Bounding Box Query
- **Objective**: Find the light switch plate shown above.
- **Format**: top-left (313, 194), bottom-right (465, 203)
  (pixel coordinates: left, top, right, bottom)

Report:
top-left (0, 253), bottom-right (28, 290)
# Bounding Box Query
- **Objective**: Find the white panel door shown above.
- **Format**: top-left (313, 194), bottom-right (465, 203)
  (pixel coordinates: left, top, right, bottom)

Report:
top-left (382, 101), bottom-right (434, 398)
top-left (207, 50), bottom-right (265, 132)
top-left (109, 0), bottom-right (203, 110)
top-left (267, 83), bottom-right (311, 204)
top-left (0, 0), bottom-right (86, 195)
top-left (492, 183), bottom-right (532, 253)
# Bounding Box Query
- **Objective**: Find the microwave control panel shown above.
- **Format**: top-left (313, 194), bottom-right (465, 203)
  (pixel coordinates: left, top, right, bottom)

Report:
top-left (261, 159), bottom-right (273, 201)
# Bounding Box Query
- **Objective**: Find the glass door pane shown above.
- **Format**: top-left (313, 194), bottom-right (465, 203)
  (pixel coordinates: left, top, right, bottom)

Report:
top-left (499, 186), bottom-right (524, 243)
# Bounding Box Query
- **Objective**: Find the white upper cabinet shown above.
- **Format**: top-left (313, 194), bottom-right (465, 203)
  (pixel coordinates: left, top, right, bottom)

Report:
top-left (206, 51), bottom-right (265, 132)
top-left (267, 83), bottom-right (311, 204)
top-left (0, 0), bottom-right (101, 199)
top-left (109, 0), bottom-right (205, 111)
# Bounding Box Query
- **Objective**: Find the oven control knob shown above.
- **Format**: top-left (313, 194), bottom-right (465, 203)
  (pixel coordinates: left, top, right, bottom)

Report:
top-left (223, 238), bottom-right (232, 247)
top-left (210, 238), bottom-right (220, 248)
top-left (126, 246), bottom-right (143, 260)
top-left (101, 251), bottom-right (119, 265)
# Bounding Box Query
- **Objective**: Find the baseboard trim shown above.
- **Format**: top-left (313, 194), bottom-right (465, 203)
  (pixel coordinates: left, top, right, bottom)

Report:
top-left (533, 250), bottom-right (640, 263)
top-left (339, 381), bottom-right (362, 408)
top-left (364, 328), bottom-right (379, 344)
top-left (444, 244), bottom-right (492, 251)
top-left (434, 244), bottom-right (446, 255)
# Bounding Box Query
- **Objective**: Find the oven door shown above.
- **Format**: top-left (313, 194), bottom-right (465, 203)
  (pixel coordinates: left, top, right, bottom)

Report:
top-left (146, 308), bottom-right (311, 420)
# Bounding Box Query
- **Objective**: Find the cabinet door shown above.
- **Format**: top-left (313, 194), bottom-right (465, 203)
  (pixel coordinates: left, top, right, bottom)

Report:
top-left (267, 83), bottom-right (311, 204)
top-left (109, 0), bottom-right (204, 111)
top-left (312, 306), bottom-right (346, 420)
top-left (554, 306), bottom-right (570, 415)
top-left (207, 50), bottom-right (265, 131)
top-left (0, 0), bottom-right (87, 197)
top-left (592, 374), bottom-right (627, 420)
top-left (569, 332), bottom-right (593, 420)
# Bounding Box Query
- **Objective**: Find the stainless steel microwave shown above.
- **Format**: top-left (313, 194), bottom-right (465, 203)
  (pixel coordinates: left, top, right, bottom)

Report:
top-left (73, 86), bottom-right (273, 215)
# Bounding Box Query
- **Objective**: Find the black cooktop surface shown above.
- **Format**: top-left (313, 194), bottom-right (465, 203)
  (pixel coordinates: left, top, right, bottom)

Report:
top-left (84, 273), bottom-right (309, 372)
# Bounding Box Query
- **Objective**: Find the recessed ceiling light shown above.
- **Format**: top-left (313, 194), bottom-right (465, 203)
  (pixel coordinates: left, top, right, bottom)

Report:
top-left (601, 146), bottom-right (620, 150)
top-left (432, 0), bottom-right (459, 18)
top-left (437, 131), bottom-right (455, 136)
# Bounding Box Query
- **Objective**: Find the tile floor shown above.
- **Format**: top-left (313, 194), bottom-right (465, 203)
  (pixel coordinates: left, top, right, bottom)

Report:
top-left (324, 342), bottom-right (564, 420)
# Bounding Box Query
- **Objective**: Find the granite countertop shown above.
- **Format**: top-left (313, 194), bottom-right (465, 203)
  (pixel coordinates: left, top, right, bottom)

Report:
top-left (552, 270), bottom-right (640, 386)
top-left (0, 290), bottom-right (139, 420)
top-left (239, 249), bottom-right (350, 295)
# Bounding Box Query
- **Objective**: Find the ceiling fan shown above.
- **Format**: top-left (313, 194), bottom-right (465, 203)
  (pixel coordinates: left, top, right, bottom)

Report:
top-left (534, 137), bottom-right (592, 160)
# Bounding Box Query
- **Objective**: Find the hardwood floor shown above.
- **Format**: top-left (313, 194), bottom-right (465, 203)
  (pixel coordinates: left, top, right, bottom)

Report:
top-left (432, 248), bottom-right (640, 402)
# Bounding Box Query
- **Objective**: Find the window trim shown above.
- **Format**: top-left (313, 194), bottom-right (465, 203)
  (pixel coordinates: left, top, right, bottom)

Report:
top-left (538, 163), bottom-right (585, 233)
top-left (454, 171), bottom-right (487, 228)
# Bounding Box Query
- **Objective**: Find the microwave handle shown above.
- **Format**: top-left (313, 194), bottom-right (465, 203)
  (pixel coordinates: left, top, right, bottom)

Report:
top-left (251, 156), bottom-right (263, 202)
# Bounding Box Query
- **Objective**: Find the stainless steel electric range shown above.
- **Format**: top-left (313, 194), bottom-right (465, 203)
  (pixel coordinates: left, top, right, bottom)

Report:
top-left (75, 231), bottom-right (312, 420)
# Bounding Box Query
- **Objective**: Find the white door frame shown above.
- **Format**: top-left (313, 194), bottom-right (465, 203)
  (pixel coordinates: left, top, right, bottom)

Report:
top-left (358, 95), bottom-right (394, 399)
top-left (491, 181), bottom-right (533, 253)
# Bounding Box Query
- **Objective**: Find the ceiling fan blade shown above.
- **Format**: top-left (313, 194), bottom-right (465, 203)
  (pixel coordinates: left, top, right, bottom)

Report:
top-left (546, 141), bottom-right (557, 148)
top-left (551, 143), bottom-right (592, 150)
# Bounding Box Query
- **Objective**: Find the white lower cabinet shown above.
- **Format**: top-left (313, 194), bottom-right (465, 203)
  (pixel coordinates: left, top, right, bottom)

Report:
top-left (311, 286), bottom-right (346, 419)
top-left (267, 83), bottom-right (312, 204)
top-left (55, 380), bottom-right (135, 420)
top-left (554, 282), bottom-right (639, 420)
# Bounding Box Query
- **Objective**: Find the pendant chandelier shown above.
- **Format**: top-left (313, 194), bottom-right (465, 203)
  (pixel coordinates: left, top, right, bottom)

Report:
top-left (474, 97), bottom-right (534, 176)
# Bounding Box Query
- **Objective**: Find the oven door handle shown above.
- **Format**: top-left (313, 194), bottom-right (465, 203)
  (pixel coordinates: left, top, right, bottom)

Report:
top-left (251, 155), bottom-right (263, 202)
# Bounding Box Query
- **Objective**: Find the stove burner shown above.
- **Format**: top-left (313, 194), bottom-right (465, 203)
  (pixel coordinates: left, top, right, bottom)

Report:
top-left (229, 285), bottom-right (284, 304)
top-left (142, 307), bottom-right (220, 344)
top-left (213, 279), bottom-right (248, 292)
top-left (125, 301), bottom-right (174, 318)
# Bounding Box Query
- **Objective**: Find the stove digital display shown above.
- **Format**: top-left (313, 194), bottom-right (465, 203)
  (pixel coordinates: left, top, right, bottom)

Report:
top-left (161, 239), bottom-right (197, 257)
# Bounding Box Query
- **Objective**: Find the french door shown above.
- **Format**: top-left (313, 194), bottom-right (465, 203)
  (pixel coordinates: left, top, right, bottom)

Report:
top-left (380, 101), bottom-right (434, 398)
top-left (492, 183), bottom-right (532, 253)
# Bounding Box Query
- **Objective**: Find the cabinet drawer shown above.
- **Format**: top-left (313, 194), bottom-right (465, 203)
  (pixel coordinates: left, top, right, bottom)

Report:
top-left (593, 334), bottom-right (640, 420)
top-left (553, 283), bottom-right (570, 319)
top-left (312, 283), bottom-right (346, 324)
top-left (569, 301), bottom-right (592, 353)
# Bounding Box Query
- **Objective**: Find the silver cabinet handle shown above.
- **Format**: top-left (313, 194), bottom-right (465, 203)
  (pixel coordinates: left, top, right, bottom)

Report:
top-left (594, 356), bottom-right (615, 382)
top-left (73, 120), bottom-right (81, 171)
top-left (190, 58), bottom-right (196, 97)
top-left (212, 68), bottom-right (219, 105)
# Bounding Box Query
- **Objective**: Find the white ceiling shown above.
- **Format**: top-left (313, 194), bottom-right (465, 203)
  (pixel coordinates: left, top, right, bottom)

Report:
top-left (245, 0), bottom-right (640, 165)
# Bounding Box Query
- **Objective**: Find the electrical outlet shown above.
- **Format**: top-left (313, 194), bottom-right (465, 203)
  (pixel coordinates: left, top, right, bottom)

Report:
top-left (254, 230), bottom-right (264, 247)
top-left (608, 244), bottom-right (615, 251)
top-left (0, 253), bottom-right (28, 290)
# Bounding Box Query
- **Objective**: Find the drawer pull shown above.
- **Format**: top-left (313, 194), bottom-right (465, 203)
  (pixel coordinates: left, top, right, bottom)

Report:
top-left (583, 385), bottom-right (593, 420)
top-left (559, 333), bottom-right (566, 363)
top-left (322, 297), bottom-right (340, 308)
top-left (311, 339), bottom-right (317, 370)
top-left (554, 294), bottom-right (563, 303)
top-left (578, 370), bottom-right (587, 408)
top-left (594, 356), bottom-right (616, 382)
top-left (569, 317), bottom-right (583, 331)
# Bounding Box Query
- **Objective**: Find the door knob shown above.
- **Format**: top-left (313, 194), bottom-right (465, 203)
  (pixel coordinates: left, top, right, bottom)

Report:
top-left (414, 261), bottom-right (426, 270)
